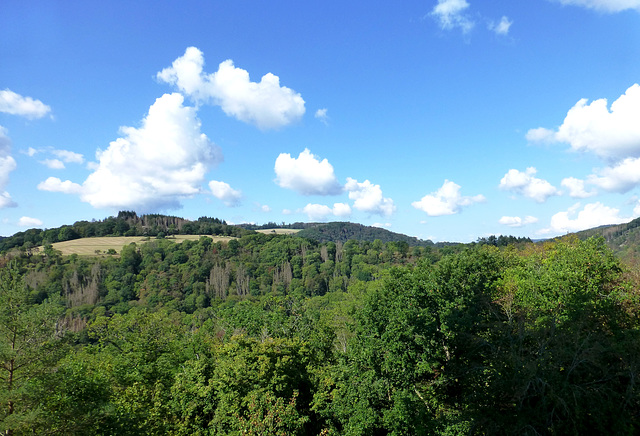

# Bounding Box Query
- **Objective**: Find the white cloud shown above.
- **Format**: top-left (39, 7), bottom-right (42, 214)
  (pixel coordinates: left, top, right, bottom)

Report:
top-left (555, 0), bottom-right (640, 12)
top-left (158, 47), bottom-right (305, 130)
top-left (345, 178), bottom-right (396, 216)
top-left (40, 158), bottom-right (65, 170)
top-left (0, 193), bottom-right (16, 209)
top-left (499, 215), bottom-right (538, 227)
top-left (0, 126), bottom-right (17, 209)
top-left (302, 202), bottom-right (351, 221)
top-left (0, 89), bottom-right (51, 119)
top-left (274, 148), bottom-right (342, 196)
top-left (18, 216), bottom-right (43, 227)
top-left (372, 222), bottom-right (391, 228)
top-left (37, 177), bottom-right (83, 194)
top-left (527, 84), bottom-right (640, 159)
top-left (53, 149), bottom-right (84, 164)
top-left (302, 203), bottom-right (334, 221)
top-left (209, 180), bottom-right (242, 207)
top-left (332, 202), bottom-right (352, 217)
top-left (431, 0), bottom-right (475, 33)
top-left (315, 108), bottom-right (329, 125)
top-left (499, 167), bottom-right (561, 202)
top-left (38, 93), bottom-right (222, 211)
top-left (542, 202), bottom-right (630, 234)
top-left (489, 16), bottom-right (512, 35)
top-left (412, 180), bottom-right (485, 216)
top-left (525, 127), bottom-right (556, 143)
top-left (37, 149), bottom-right (84, 169)
top-left (561, 177), bottom-right (597, 198)
top-left (587, 157), bottom-right (640, 193)
top-left (261, 204), bottom-right (271, 213)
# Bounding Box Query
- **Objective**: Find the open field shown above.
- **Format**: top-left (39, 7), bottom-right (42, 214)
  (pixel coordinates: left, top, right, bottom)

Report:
top-left (255, 229), bottom-right (301, 235)
top-left (34, 235), bottom-right (234, 256)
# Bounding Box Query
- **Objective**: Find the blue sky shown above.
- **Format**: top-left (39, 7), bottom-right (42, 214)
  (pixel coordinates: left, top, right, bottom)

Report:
top-left (1, 0), bottom-right (639, 242)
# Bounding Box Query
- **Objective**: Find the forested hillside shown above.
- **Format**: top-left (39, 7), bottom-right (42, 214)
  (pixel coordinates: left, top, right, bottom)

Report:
top-left (242, 221), bottom-right (437, 246)
top-left (296, 222), bottom-right (434, 246)
top-left (574, 216), bottom-right (640, 260)
top-left (0, 229), bottom-right (638, 434)
top-left (0, 211), bottom-right (249, 253)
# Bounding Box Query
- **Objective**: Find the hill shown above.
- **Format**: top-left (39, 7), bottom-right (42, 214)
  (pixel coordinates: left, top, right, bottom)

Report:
top-left (572, 216), bottom-right (640, 259)
top-left (295, 222), bottom-right (435, 246)
top-left (0, 211), bottom-right (250, 254)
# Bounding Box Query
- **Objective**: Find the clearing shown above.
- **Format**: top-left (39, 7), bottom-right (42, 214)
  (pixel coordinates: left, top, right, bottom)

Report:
top-left (34, 235), bottom-right (234, 256)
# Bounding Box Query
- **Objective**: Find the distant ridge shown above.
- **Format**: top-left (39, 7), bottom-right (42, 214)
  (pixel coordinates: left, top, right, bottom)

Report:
top-left (295, 222), bottom-right (434, 246)
top-left (572, 216), bottom-right (640, 259)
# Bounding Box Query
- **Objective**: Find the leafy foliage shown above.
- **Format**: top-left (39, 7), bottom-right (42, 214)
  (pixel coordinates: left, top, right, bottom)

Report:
top-left (0, 234), bottom-right (638, 434)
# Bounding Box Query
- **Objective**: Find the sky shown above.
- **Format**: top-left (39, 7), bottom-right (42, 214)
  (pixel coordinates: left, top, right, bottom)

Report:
top-left (1, 0), bottom-right (640, 242)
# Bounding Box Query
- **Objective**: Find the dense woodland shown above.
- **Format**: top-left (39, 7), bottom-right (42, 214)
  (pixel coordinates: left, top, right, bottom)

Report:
top-left (0, 215), bottom-right (639, 434)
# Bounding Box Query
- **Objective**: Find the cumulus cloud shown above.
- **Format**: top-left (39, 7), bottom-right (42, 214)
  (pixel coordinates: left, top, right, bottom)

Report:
top-left (37, 177), bottom-right (83, 194)
top-left (542, 202), bottom-right (629, 234)
top-left (0, 126), bottom-right (17, 208)
top-left (209, 180), bottom-right (242, 206)
top-left (302, 202), bottom-right (351, 221)
top-left (561, 177), bottom-right (597, 198)
top-left (303, 204), bottom-right (333, 221)
top-left (412, 180), bottom-right (485, 216)
top-left (37, 93), bottom-right (222, 211)
top-left (527, 84), bottom-right (640, 159)
top-left (332, 202), bottom-right (352, 217)
top-left (555, 0), bottom-right (640, 12)
top-left (315, 108), bottom-right (329, 125)
top-left (274, 148), bottom-right (342, 196)
top-left (499, 167), bottom-right (561, 202)
top-left (499, 215), bottom-right (538, 227)
top-left (0, 89), bottom-right (51, 119)
top-left (489, 16), bottom-right (512, 35)
top-left (587, 157), bottom-right (640, 193)
top-left (345, 178), bottom-right (396, 216)
top-left (431, 0), bottom-right (475, 33)
top-left (158, 47), bottom-right (305, 130)
top-left (18, 216), bottom-right (43, 227)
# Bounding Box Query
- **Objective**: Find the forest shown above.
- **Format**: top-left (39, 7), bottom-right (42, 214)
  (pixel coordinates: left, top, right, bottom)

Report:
top-left (0, 216), bottom-right (638, 435)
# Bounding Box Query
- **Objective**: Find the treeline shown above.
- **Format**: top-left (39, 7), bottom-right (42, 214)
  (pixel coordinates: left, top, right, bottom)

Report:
top-left (0, 211), bottom-right (249, 253)
top-left (0, 234), bottom-right (639, 434)
top-left (476, 234), bottom-right (532, 247)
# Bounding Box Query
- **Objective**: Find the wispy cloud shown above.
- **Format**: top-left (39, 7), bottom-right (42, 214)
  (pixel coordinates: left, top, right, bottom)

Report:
top-left (430, 0), bottom-right (475, 33)
top-left (554, 0), bottom-right (640, 13)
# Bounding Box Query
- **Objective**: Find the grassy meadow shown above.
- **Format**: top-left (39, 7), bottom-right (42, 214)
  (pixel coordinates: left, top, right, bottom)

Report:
top-left (34, 235), bottom-right (234, 256)
top-left (255, 228), bottom-right (301, 235)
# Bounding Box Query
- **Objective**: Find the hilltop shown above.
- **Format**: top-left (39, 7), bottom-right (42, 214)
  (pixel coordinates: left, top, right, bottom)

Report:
top-left (248, 221), bottom-right (436, 246)
top-left (572, 216), bottom-right (640, 259)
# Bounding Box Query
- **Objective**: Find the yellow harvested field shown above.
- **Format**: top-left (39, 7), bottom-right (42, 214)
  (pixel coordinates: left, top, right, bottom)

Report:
top-left (255, 229), bottom-right (301, 235)
top-left (34, 235), bottom-right (234, 256)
